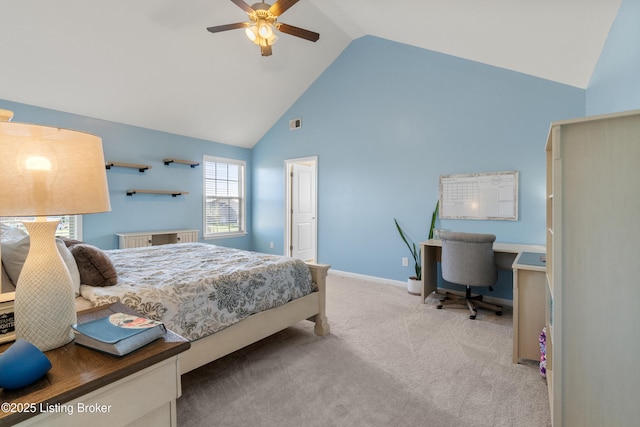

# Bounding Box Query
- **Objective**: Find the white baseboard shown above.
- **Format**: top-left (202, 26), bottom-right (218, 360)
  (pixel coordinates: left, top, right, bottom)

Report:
top-left (328, 269), bottom-right (513, 308)
top-left (329, 269), bottom-right (407, 288)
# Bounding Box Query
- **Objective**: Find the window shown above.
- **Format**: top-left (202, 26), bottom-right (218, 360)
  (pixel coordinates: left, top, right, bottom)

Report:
top-left (0, 215), bottom-right (82, 239)
top-left (203, 156), bottom-right (246, 239)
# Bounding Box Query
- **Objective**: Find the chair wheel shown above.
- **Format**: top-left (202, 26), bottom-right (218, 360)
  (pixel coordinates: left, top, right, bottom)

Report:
top-left (469, 314), bottom-right (476, 319)
top-left (436, 304), bottom-right (443, 309)
top-left (495, 311), bottom-right (502, 316)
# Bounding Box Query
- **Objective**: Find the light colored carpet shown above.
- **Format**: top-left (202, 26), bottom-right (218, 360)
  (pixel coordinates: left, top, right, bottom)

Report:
top-left (178, 274), bottom-right (551, 427)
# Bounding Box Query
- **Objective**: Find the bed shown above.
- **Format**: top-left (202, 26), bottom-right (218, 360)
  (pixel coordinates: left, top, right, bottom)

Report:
top-left (1, 235), bottom-right (330, 374)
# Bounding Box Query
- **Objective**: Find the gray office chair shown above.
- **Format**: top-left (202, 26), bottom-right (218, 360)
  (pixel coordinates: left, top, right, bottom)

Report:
top-left (437, 231), bottom-right (503, 319)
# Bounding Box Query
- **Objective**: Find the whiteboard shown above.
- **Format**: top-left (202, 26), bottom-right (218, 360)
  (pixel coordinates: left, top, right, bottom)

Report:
top-left (439, 171), bottom-right (518, 220)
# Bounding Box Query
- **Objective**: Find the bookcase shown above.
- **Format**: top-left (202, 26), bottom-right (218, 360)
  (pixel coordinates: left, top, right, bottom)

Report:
top-left (545, 110), bottom-right (640, 426)
top-left (117, 230), bottom-right (199, 249)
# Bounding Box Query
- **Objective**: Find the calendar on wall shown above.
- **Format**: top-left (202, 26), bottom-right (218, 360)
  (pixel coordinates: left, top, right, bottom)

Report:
top-left (439, 171), bottom-right (518, 220)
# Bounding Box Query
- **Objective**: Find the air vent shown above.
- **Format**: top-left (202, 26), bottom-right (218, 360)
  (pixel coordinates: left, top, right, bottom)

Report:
top-left (289, 118), bottom-right (302, 130)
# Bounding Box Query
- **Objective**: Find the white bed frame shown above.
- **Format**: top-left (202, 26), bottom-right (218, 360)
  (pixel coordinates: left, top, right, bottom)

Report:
top-left (178, 262), bottom-right (330, 374)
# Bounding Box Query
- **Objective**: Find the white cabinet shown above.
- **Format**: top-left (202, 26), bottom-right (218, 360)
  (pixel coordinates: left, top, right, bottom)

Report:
top-left (545, 110), bottom-right (640, 426)
top-left (117, 230), bottom-right (199, 249)
top-left (18, 358), bottom-right (181, 427)
top-left (176, 230), bottom-right (198, 244)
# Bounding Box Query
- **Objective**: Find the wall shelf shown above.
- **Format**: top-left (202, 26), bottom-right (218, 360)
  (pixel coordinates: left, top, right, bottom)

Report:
top-left (163, 158), bottom-right (199, 168)
top-left (106, 161), bottom-right (151, 172)
top-left (126, 189), bottom-right (189, 197)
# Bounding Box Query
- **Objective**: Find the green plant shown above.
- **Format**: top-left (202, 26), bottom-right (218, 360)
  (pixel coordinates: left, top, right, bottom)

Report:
top-left (428, 200), bottom-right (439, 239)
top-left (395, 218), bottom-right (422, 280)
top-left (395, 201), bottom-right (440, 281)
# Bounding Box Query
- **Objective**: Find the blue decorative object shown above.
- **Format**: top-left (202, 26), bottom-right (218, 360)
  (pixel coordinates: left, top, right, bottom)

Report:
top-left (0, 339), bottom-right (52, 389)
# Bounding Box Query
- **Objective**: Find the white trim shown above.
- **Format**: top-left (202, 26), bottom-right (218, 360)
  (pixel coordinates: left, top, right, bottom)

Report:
top-left (75, 215), bottom-right (84, 240)
top-left (284, 156), bottom-right (318, 259)
top-left (328, 269), bottom-right (513, 307)
top-left (202, 155), bottom-right (246, 239)
top-left (328, 269), bottom-right (407, 288)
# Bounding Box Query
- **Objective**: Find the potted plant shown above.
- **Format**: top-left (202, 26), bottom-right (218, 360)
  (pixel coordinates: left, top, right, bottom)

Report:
top-left (395, 201), bottom-right (439, 295)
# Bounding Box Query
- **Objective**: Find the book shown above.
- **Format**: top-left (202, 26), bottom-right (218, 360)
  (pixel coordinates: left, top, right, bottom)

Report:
top-left (0, 293), bottom-right (16, 344)
top-left (72, 312), bottom-right (166, 356)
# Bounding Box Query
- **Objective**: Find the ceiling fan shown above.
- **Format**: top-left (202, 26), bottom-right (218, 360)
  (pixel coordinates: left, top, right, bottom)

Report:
top-left (207, 0), bottom-right (320, 56)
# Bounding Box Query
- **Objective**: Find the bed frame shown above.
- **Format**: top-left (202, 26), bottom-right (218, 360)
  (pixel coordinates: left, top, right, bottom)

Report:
top-left (178, 262), bottom-right (330, 374)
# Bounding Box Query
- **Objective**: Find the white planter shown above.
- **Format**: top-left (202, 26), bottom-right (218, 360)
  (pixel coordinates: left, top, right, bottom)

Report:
top-left (407, 277), bottom-right (421, 295)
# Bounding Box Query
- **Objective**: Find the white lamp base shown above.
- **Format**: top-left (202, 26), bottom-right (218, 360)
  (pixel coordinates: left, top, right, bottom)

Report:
top-left (14, 220), bottom-right (77, 351)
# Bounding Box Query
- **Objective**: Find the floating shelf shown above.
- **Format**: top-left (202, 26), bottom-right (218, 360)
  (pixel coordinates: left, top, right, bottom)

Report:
top-left (163, 158), bottom-right (199, 168)
top-left (126, 189), bottom-right (189, 197)
top-left (106, 162), bottom-right (151, 172)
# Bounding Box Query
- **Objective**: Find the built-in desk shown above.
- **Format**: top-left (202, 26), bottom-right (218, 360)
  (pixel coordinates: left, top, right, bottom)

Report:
top-left (512, 251), bottom-right (546, 363)
top-left (420, 239), bottom-right (545, 302)
top-left (420, 239), bottom-right (546, 364)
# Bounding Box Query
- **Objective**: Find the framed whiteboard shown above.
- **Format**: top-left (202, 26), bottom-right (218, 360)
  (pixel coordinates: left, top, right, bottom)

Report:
top-left (439, 171), bottom-right (518, 220)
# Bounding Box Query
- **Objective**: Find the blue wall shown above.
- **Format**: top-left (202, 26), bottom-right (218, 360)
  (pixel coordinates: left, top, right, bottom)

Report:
top-left (252, 36), bottom-right (585, 299)
top-left (14, 21), bottom-right (640, 300)
top-left (586, 0), bottom-right (640, 115)
top-left (0, 99), bottom-right (252, 250)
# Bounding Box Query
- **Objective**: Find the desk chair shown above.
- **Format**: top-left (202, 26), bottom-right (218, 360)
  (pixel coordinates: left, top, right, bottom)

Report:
top-left (437, 231), bottom-right (503, 319)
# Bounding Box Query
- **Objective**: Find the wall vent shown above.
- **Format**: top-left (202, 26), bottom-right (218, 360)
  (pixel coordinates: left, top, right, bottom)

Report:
top-left (289, 118), bottom-right (302, 130)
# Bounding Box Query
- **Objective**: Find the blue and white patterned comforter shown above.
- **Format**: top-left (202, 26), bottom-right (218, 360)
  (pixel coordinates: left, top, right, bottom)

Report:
top-left (79, 243), bottom-right (315, 341)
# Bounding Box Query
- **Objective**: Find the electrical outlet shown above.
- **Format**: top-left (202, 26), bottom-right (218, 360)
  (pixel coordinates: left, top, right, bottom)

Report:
top-left (402, 257), bottom-right (409, 267)
top-left (270, 241), bottom-right (274, 249)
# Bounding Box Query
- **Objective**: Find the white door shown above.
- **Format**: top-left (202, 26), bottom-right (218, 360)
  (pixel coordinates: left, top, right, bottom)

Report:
top-left (286, 158), bottom-right (317, 262)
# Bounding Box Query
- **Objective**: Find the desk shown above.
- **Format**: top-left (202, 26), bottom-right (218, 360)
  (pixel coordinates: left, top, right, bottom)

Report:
top-left (512, 252), bottom-right (546, 363)
top-left (420, 239), bottom-right (545, 303)
top-left (420, 239), bottom-right (545, 364)
top-left (513, 252), bottom-right (546, 363)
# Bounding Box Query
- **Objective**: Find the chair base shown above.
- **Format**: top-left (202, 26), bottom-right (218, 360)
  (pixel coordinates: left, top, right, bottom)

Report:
top-left (436, 288), bottom-right (502, 319)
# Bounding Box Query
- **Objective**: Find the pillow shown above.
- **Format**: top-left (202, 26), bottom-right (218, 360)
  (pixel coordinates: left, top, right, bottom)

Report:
top-left (69, 244), bottom-right (118, 287)
top-left (1, 225), bottom-right (26, 241)
top-left (60, 238), bottom-right (84, 248)
top-left (1, 227), bottom-right (26, 293)
top-left (1, 263), bottom-right (15, 293)
top-left (0, 232), bottom-right (82, 297)
top-left (1, 225), bottom-right (22, 292)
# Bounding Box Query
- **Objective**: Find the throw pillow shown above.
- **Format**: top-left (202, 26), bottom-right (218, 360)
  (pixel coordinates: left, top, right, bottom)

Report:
top-left (60, 238), bottom-right (84, 248)
top-left (69, 244), bottom-right (118, 287)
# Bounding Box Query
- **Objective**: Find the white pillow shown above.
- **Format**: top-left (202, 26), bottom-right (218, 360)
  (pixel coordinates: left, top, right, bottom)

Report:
top-left (1, 226), bottom-right (23, 290)
top-left (1, 264), bottom-right (14, 293)
top-left (0, 231), bottom-right (81, 297)
top-left (1, 226), bottom-right (26, 240)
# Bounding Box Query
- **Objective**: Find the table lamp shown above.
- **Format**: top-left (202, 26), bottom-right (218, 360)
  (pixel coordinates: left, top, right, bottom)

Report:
top-left (0, 115), bottom-right (111, 351)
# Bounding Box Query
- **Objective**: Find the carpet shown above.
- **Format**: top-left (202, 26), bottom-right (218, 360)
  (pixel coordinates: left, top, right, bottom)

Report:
top-left (178, 274), bottom-right (550, 426)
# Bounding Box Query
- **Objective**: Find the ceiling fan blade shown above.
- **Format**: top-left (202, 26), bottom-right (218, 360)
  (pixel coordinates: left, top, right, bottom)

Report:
top-left (276, 22), bottom-right (319, 42)
top-left (269, 0), bottom-right (299, 17)
top-left (231, 0), bottom-right (255, 14)
top-left (261, 44), bottom-right (273, 56)
top-left (207, 22), bottom-right (250, 33)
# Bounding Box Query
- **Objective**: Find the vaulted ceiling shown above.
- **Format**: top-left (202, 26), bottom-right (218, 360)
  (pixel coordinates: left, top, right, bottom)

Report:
top-left (0, 0), bottom-right (621, 148)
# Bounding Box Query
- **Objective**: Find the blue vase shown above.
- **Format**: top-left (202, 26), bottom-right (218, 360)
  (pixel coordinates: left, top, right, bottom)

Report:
top-left (0, 339), bottom-right (52, 390)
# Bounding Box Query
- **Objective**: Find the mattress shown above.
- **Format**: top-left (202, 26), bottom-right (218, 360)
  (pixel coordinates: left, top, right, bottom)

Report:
top-left (80, 243), bottom-right (314, 341)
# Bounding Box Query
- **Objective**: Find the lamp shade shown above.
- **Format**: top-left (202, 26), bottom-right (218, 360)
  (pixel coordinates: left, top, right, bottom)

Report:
top-left (0, 122), bottom-right (111, 216)
top-left (0, 109), bottom-right (14, 122)
top-left (0, 121), bottom-right (111, 350)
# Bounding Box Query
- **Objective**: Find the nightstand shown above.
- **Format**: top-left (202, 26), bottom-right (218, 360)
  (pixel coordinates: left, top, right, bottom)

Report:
top-left (0, 302), bottom-right (190, 427)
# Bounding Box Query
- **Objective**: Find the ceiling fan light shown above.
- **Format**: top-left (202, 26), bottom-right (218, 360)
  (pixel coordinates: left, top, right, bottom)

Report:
top-left (259, 33), bottom-right (278, 47)
top-left (258, 22), bottom-right (273, 38)
top-left (245, 25), bottom-right (258, 42)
